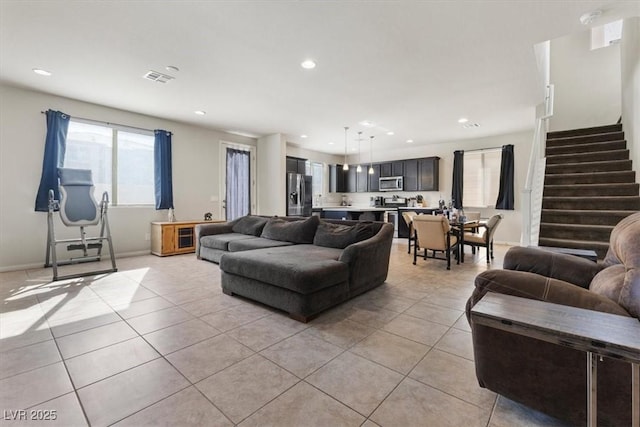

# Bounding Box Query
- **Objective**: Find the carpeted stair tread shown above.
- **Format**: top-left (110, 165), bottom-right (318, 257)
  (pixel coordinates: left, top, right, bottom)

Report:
top-left (542, 196), bottom-right (640, 210)
top-left (546, 124), bottom-right (621, 139)
top-left (543, 183), bottom-right (639, 197)
top-left (539, 222), bottom-right (614, 242)
top-left (546, 149), bottom-right (629, 164)
top-left (546, 159), bottom-right (632, 174)
top-left (541, 209), bottom-right (637, 226)
top-left (537, 237), bottom-right (610, 258)
top-left (544, 170), bottom-right (636, 185)
top-left (546, 131), bottom-right (624, 146)
top-left (546, 140), bottom-right (626, 156)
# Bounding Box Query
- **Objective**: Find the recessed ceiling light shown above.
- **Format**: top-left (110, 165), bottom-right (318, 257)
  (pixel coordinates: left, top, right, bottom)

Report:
top-left (359, 120), bottom-right (375, 127)
top-left (166, 65), bottom-right (180, 72)
top-left (387, 131), bottom-right (394, 135)
top-left (406, 139), bottom-right (414, 143)
top-left (300, 134), bottom-right (308, 138)
top-left (194, 110), bottom-right (206, 115)
top-left (33, 68), bottom-right (52, 76)
top-left (301, 59), bottom-right (316, 69)
top-left (458, 117), bottom-right (469, 124)
top-left (328, 142), bottom-right (334, 145)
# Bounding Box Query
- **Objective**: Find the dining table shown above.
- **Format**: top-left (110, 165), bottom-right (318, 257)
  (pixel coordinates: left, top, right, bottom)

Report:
top-left (449, 219), bottom-right (481, 263)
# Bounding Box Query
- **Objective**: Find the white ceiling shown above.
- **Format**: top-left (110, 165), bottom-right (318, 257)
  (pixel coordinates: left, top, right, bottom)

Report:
top-left (0, 1), bottom-right (636, 154)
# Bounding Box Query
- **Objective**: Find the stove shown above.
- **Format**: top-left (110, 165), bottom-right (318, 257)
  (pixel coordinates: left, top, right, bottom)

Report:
top-left (383, 197), bottom-right (407, 208)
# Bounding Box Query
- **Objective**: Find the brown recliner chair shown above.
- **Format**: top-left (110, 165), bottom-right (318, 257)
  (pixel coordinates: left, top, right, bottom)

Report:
top-left (466, 212), bottom-right (640, 426)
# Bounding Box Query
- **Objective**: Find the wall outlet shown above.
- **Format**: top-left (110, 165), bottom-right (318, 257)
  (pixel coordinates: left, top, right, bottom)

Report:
top-left (145, 232), bottom-right (150, 241)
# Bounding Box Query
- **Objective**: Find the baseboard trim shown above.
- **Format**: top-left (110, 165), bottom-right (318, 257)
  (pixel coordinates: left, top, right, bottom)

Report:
top-left (0, 250), bottom-right (151, 273)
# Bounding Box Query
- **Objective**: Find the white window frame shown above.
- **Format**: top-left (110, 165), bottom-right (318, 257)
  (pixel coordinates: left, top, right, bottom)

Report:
top-left (463, 148), bottom-right (502, 208)
top-left (64, 118), bottom-right (155, 207)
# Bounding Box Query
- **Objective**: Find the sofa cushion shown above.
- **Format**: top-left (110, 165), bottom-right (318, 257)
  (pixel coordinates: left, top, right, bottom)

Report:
top-left (200, 233), bottom-right (254, 251)
top-left (232, 215), bottom-right (269, 236)
top-left (228, 237), bottom-right (295, 252)
top-left (260, 216), bottom-right (319, 244)
top-left (313, 222), bottom-right (377, 249)
top-left (220, 245), bottom-right (347, 294)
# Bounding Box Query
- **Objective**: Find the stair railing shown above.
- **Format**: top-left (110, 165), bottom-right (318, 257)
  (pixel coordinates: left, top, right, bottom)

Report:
top-left (522, 84), bottom-right (554, 246)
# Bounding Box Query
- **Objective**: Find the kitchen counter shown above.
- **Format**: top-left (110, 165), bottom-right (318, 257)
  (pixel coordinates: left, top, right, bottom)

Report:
top-left (320, 207), bottom-right (394, 212)
top-left (318, 207), bottom-right (392, 221)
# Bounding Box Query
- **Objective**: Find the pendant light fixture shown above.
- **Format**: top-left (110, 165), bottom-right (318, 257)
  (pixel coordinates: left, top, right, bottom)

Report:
top-left (356, 131), bottom-right (363, 173)
top-left (342, 126), bottom-right (349, 171)
top-left (369, 135), bottom-right (375, 174)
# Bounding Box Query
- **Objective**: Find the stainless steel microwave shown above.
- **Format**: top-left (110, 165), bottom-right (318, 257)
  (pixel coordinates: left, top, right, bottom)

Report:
top-left (379, 176), bottom-right (403, 192)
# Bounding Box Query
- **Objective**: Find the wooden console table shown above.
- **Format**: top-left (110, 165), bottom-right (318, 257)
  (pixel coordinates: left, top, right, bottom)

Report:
top-left (471, 293), bottom-right (640, 427)
top-left (151, 220), bottom-right (223, 256)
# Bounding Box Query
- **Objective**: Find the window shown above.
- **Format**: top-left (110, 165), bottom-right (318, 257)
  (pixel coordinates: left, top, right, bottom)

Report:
top-left (64, 120), bottom-right (155, 205)
top-left (591, 20), bottom-right (623, 50)
top-left (308, 161), bottom-right (324, 198)
top-left (463, 149), bottom-right (501, 208)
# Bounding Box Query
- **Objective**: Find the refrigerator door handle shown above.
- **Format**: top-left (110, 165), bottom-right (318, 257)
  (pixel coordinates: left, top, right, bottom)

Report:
top-left (300, 182), bottom-right (304, 213)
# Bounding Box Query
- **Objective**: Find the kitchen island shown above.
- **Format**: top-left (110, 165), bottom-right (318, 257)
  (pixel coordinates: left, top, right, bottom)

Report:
top-left (319, 207), bottom-right (392, 222)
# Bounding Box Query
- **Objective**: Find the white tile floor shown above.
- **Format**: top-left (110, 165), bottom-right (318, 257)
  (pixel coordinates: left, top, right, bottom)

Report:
top-left (0, 240), bottom-right (571, 426)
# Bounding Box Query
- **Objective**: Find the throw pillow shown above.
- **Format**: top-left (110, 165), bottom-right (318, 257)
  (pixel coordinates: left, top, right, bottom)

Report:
top-left (232, 215), bottom-right (269, 236)
top-left (313, 222), bottom-right (377, 249)
top-left (261, 215), bottom-right (320, 244)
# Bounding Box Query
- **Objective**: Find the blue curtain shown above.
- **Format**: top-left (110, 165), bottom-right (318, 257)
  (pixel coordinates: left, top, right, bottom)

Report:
top-left (226, 148), bottom-right (251, 220)
top-left (35, 110), bottom-right (70, 211)
top-left (495, 144), bottom-right (515, 210)
top-left (452, 150), bottom-right (464, 209)
top-left (154, 130), bottom-right (174, 210)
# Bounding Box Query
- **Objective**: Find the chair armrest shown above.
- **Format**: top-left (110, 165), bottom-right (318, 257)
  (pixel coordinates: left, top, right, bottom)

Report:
top-left (466, 270), bottom-right (630, 320)
top-left (195, 221), bottom-right (236, 258)
top-left (503, 246), bottom-right (603, 289)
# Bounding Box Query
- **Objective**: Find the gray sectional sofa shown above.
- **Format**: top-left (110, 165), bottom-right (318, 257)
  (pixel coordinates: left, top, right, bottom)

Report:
top-left (196, 215), bottom-right (394, 322)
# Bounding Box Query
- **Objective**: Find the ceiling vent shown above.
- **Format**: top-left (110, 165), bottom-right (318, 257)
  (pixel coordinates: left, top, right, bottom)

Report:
top-left (463, 122), bottom-right (480, 129)
top-left (143, 70), bottom-right (175, 83)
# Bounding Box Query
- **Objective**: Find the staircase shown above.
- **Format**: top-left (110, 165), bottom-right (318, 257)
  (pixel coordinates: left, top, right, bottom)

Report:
top-left (539, 123), bottom-right (640, 258)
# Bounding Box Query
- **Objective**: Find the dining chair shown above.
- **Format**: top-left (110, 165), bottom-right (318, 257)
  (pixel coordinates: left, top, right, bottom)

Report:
top-left (402, 211), bottom-right (418, 254)
top-left (463, 214), bottom-right (504, 263)
top-left (412, 214), bottom-right (459, 269)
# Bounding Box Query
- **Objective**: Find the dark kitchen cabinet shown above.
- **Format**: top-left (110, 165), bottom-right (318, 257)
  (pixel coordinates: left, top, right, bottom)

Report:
top-left (368, 164), bottom-right (381, 192)
top-left (418, 157), bottom-right (440, 191)
top-left (286, 156), bottom-right (307, 174)
top-left (329, 165), bottom-right (347, 193)
top-left (380, 163), bottom-right (392, 177)
top-left (346, 167), bottom-right (357, 193)
top-left (356, 170), bottom-right (368, 192)
top-left (403, 159), bottom-right (419, 191)
top-left (392, 161), bottom-right (404, 176)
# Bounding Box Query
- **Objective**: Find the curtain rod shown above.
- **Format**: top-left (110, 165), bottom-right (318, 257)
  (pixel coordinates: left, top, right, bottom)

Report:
top-left (40, 110), bottom-right (159, 134)
top-left (461, 146), bottom-right (505, 153)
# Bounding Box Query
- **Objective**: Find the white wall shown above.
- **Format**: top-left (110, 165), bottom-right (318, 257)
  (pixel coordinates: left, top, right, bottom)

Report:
top-left (336, 130), bottom-right (533, 245)
top-left (256, 134), bottom-right (286, 216)
top-left (549, 28), bottom-right (621, 131)
top-left (0, 84), bottom-right (256, 270)
top-left (621, 17), bottom-right (640, 184)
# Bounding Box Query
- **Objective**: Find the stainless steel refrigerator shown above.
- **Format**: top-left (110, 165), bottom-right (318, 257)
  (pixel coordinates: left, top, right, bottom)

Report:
top-left (287, 173), bottom-right (313, 216)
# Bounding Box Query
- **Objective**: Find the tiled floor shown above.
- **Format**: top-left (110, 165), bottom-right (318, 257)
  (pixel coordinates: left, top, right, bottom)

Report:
top-left (0, 240), bottom-right (571, 426)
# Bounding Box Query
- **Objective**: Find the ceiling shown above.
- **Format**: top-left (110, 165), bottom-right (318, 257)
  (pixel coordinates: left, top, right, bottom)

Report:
top-left (0, 1), bottom-right (636, 154)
